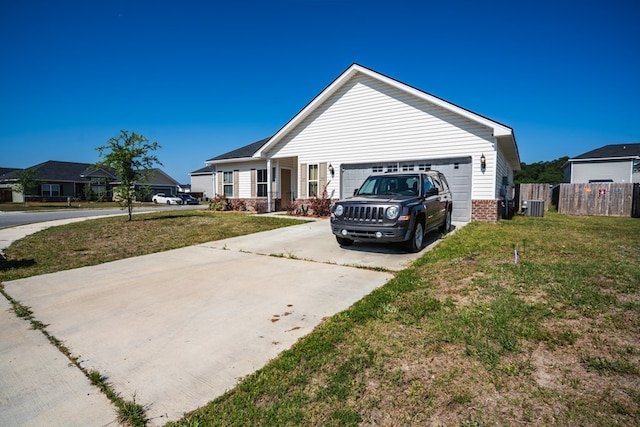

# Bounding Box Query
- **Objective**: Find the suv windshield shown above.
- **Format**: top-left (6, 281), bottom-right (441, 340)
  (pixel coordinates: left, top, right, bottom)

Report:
top-left (357, 175), bottom-right (420, 196)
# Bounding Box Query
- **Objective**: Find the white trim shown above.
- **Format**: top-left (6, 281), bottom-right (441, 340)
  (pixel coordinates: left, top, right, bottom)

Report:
top-left (568, 156), bottom-right (640, 162)
top-left (206, 157), bottom-right (256, 165)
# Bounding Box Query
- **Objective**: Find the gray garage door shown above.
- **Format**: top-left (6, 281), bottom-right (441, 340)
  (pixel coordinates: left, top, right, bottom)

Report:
top-left (341, 157), bottom-right (472, 223)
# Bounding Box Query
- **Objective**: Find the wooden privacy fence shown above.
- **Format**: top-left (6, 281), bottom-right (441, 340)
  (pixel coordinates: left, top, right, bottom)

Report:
top-left (558, 183), bottom-right (640, 217)
top-left (518, 183), bottom-right (554, 211)
top-left (517, 183), bottom-right (640, 217)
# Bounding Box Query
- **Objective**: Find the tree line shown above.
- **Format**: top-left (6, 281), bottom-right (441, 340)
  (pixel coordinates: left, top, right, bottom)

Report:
top-left (514, 156), bottom-right (569, 185)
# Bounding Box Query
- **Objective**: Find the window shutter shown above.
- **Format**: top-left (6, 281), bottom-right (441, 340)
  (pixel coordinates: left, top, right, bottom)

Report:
top-left (233, 170), bottom-right (239, 198)
top-left (250, 169), bottom-right (256, 198)
top-left (300, 163), bottom-right (307, 198)
top-left (217, 171), bottom-right (223, 196)
top-left (319, 162), bottom-right (327, 195)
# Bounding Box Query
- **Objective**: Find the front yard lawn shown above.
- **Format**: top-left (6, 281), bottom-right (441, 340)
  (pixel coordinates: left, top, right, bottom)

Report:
top-left (1, 211), bottom-right (638, 426)
top-left (167, 212), bottom-right (640, 426)
top-left (0, 210), bottom-right (305, 282)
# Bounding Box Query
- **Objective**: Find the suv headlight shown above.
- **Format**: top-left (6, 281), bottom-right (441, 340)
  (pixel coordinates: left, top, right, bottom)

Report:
top-left (385, 205), bottom-right (400, 220)
top-left (334, 205), bottom-right (344, 216)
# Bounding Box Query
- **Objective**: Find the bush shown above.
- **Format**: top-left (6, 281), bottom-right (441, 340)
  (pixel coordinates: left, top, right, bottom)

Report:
top-left (209, 194), bottom-right (230, 211)
top-left (309, 182), bottom-right (332, 217)
top-left (229, 199), bottom-right (247, 211)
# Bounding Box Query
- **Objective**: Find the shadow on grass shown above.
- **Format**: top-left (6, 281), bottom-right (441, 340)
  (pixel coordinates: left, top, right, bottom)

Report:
top-left (0, 258), bottom-right (37, 271)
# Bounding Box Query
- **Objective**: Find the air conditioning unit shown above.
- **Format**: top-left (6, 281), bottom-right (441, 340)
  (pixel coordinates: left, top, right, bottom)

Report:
top-left (523, 200), bottom-right (544, 217)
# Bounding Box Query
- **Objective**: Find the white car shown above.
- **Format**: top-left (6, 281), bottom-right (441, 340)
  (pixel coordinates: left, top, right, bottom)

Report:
top-left (152, 193), bottom-right (183, 205)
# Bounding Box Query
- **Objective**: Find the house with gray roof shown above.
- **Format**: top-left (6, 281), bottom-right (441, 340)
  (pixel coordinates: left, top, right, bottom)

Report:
top-left (193, 64), bottom-right (521, 222)
top-left (563, 143), bottom-right (640, 183)
top-left (0, 160), bottom-right (181, 203)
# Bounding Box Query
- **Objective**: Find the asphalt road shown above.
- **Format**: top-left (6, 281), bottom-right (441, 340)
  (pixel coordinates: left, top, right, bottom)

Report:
top-left (0, 204), bottom-right (204, 228)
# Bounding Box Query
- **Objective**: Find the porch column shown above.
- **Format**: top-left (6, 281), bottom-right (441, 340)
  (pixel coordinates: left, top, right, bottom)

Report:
top-left (266, 158), bottom-right (272, 212)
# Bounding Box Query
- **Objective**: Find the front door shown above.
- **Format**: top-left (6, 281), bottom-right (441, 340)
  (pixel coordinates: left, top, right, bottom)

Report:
top-left (281, 169), bottom-right (292, 209)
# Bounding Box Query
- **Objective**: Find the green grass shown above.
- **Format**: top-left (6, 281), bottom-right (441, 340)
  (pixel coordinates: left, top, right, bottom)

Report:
top-left (164, 213), bottom-right (640, 427)
top-left (2, 211), bottom-right (639, 426)
top-left (0, 210), bottom-right (305, 282)
top-left (0, 210), bottom-right (305, 427)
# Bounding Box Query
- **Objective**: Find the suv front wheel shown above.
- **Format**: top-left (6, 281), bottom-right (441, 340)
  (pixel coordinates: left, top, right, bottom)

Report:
top-left (336, 236), bottom-right (354, 246)
top-left (440, 208), bottom-right (452, 234)
top-left (405, 220), bottom-right (424, 253)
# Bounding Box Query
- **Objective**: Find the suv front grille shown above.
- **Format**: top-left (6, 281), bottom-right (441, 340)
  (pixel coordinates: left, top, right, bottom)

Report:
top-left (343, 205), bottom-right (385, 223)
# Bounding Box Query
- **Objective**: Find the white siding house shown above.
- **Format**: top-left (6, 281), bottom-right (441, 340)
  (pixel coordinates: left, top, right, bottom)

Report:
top-left (563, 143), bottom-right (640, 183)
top-left (189, 165), bottom-right (215, 199)
top-left (195, 64), bottom-right (521, 222)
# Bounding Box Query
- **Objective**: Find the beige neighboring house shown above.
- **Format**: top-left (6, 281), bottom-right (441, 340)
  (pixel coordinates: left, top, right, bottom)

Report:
top-left (193, 63), bottom-right (521, 222)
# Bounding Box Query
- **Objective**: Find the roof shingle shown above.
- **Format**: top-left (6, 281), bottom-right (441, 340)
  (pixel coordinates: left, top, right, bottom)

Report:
top-left (573, 143), bottom-right (640, 160)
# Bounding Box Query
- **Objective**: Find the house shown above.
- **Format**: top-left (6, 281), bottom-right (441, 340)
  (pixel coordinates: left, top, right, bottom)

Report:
top-left (563, 143), bottom-right (640, 183)
top-left (189, 165), bottom-right (216, 200)
top-left (1, 161), bottom-right (93, 203)
top-left (80, 166), bottom-right (182, 202)
top-left (196, 63), bottom-right (521, 222)
top-left (0, 160), bottom-right (181, 203)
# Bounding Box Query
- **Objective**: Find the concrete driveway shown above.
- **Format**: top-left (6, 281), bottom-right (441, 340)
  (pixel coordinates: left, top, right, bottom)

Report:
top-left (1, 218), bottom-right (444, 426)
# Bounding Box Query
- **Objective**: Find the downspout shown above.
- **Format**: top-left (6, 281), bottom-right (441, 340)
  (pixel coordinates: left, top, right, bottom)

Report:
top-left (266, 158), bottom-right (272, 212)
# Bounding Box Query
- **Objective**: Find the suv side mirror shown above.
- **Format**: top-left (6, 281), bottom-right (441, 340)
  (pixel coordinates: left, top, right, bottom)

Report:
top-left (425, 187), bottom-right (439, 197)
top-left (353, 189), bottom-right (359, 196)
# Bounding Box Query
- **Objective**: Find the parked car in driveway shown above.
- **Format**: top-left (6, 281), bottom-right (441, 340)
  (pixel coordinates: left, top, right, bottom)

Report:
top-left (152, 193), bottom-right (183, 205)
top-left (330, 171), bottom-right (453, 252)
top-left (178, 194), bottom-right (199, 205)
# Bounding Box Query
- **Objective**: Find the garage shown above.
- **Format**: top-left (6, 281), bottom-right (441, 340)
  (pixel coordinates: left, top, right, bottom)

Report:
top-left (340, 157), bottom-right (472, 223)
top-left (202, 64), bottom-right (520, 223)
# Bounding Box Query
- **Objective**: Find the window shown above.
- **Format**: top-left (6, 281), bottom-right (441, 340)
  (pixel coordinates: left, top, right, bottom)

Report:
top-left (90, 178), bottom-right (108, 199)
top-left (402, 164), bottom-right (415, 171)
top-left (423, 176), bottom-right (434, 193)
top-left (42, 183), bottom-right (60, 197)
top-left (372, 165), bottom-right (384, 173)
top-left (418, 163), bottom-right (431, 171)
top-left (633, 160), bottom-right (640, 174)
top-left (223, 171), bottom-right (233, 197)
top-left (257, 169), bottom-right (268, 197)
top-left (386, 164), bottom-right (398, 173)
top-left (308, 164), bottom-right (319, 197)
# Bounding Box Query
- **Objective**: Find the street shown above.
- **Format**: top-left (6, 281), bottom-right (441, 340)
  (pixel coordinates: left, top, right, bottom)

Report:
top-left (0, 204), bottom-right (204, 228)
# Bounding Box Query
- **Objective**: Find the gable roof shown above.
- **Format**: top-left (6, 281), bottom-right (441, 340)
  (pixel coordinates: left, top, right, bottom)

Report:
top-left (570, 143), bottom-right (640, 161)
top-left (254, 63), bottom-right (519, 165)
top-left (190, 165), bottom-right (216, 175)
top-left (206, 137), bottom-right (271, 163)
top-left (26, 160), bottom-right (93, 182)
top-left (0, 167), bottom-right (21, 179)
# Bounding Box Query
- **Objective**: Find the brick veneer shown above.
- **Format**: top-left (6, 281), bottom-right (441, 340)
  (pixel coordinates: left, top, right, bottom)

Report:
top-left (471, 199), bottom-right (501, 222)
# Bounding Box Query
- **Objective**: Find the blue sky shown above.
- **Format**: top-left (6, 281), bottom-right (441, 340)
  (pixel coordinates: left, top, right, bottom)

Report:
top-left (1, 0), bottom-right (638, 183)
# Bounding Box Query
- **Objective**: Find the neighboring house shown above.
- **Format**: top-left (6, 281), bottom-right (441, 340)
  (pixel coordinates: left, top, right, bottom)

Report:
top-left (0, 167), bottom-right (21, 202)
top-left (196, 63), bottom-right (521, 222)
top-left (1, 161), bottom-right (93, 203)
top-left (189, 165), bottom-right (215, 199)
top-left (563, 143), bottom-right (640, 183)
top-left (0, 160), bottom-right (181, 202)
top-left (81, 167), bottom-right (182, 201)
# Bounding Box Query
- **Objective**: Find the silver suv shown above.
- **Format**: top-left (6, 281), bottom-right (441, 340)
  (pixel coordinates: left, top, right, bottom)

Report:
top-left (330, 171), bottom-right (453, 252)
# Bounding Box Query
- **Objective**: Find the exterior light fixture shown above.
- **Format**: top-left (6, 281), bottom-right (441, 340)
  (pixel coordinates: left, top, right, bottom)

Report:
top-left (328, 163), bottom-right (335, 178)
top-left (480, 153), bottom-right (486, 170)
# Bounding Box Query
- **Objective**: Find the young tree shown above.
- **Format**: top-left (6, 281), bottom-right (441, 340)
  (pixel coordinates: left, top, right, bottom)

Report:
top-left (95, 130), bottom-right (162, 221)
top-left (10, 168), bottom-right (38, 206)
